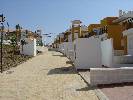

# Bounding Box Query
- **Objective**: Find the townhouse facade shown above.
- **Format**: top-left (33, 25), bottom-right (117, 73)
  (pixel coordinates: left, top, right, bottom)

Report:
top-left (113, 10), bottom-right (133, 55)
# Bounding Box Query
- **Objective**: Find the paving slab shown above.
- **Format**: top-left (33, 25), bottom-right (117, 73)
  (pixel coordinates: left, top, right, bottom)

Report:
top-left (78, 71), bottom-right (108, 100)
top-left (99, 83), bottom-right (133, 100)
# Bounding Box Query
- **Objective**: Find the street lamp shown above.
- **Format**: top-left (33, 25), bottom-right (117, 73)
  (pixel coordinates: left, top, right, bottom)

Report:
top-left (0, 14), bottom-right (5, 73)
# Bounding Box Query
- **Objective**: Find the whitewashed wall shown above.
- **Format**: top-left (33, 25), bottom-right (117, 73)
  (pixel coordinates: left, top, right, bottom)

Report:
top-left (58, 43), bottom-right (62, 52)
top-left (101, 39), bottom-right (113, 67)
top-left (74, 37), bottom-right (102, 69)
top-left (59, 43), bottom-right (66, 54)
top-left (74, 33), bottom-right (78, 40)
top-left (20, 38), bottom-right (36, 56)
top-left (61, 43), bottom-right (65, 54)
top-left (127, 34), bottom-right (133, 55)
top-left (62, 42), bottom-right (73, 58)
top-left (68, 34), bottom-right (72, 42)
top-left (123, 28), bottom-right (133, 55)
top-left (62, 42), bottom-right (68, 55)
top-left (101, 38), bottom-right (133, 67)
top-left (67, 42), bottom-right (74, 59)
top-left (90, 67), bottom-right (133, 86)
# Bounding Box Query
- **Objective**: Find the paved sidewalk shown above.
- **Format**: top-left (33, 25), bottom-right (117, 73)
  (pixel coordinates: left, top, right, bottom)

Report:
top-left (0, 48), bottom-right (98, 100)
top-left (79, 70), bottom-right (133, 100)
top-left (79, 71), bottom-right (109, 100)
top-left (99, 83), bottom-right (133, 100)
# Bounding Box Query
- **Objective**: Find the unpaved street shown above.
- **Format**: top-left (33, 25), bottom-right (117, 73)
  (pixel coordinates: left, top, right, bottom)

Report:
top-left (0, 48), bottom-right (98, 100)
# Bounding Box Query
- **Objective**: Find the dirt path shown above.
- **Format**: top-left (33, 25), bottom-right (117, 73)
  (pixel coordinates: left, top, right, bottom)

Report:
top-left (0, 48), bottom-right (98, 100)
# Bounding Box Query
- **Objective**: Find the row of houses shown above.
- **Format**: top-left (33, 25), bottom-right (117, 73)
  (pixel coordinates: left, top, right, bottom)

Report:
top-left (2, 28), bottom-right (43, 46)
top-left (0, 27), bottom-right (43, 57)
top-left (51, 10), bottom-right (133, 85)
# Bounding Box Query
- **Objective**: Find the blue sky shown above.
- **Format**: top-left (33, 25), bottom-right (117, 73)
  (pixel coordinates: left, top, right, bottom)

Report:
top-left (1, 0), bottom-right (133, 44)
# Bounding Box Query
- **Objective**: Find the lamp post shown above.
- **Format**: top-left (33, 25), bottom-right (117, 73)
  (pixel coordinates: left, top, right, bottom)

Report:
top-left (0, 23), bottom-right (4, 73)
top-left (0, 14), bottom-right (5, 73)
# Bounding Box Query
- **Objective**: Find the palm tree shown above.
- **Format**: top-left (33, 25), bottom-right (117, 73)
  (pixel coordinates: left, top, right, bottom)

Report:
top-left (15, 24), bottom-right (21, 43)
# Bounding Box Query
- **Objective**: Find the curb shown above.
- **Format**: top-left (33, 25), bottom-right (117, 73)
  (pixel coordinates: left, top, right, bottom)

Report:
top-left (94, 88), bottom-right (109, 100)
top-left (78, 72), bottom-right (109, 100)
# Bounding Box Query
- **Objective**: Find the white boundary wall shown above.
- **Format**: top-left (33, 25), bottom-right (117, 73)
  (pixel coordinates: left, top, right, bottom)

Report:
top-left (123, 28), bottom-right (133, 55)
top-left (90, 67), bottom-right (133, 86)
top-left (20, 38), bottom-right (36, 56)
top-left (74, 37), bottom-right (102, 69)
top-left (67, 42), bottom-right (74, 59)
top-left (101, 38), bottom-right (133, 67)
top-left (59, 43), bottom-right (63, 53)
top-left (127, 34), bottom-right (133, 55)
top-left (62, 42), bottom-right (69, 55)
top-left (101, 39), bottom-right (113, 67)
top-left (58, 42), bottom-right (68, 54)
top-left (68, 34), bottom-right (72, 42)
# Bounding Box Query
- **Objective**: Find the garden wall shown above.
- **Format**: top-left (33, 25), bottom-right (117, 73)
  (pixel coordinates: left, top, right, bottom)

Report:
top-left (20, 38), bottom-right (36, 56)
top-left (90, 67), bottom-right (133, 86)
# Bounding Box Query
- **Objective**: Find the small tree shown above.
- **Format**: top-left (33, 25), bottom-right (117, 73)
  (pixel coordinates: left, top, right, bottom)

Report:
top-left (15, 24), bottom-right (21, 43)
top-left (20, 39), bottom-right (27, 53)
top-left (10, 35), bottom-right (17, 54)
top-left (40, 41), bottom-right (43, 46)
top-left (10, 35), bottom-right (17, 61)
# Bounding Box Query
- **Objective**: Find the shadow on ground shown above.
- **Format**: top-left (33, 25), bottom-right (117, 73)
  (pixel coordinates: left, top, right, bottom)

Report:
top-left (52, 54), bottom-right (66, 57)
top-left (47, 66), bottom-right (77, 75)
top-left (76, 86), bottom-right (96, 91)
top-left (66, 61), bottom-right (73, 64)
top-left (77, 69), bottom-right (90, 72)
top-left (98, 82), bottom-right (133, 89)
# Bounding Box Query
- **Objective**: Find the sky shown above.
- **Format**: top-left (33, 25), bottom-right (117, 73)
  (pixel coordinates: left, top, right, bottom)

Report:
top-left (1, 0), bottom-right (133, 44)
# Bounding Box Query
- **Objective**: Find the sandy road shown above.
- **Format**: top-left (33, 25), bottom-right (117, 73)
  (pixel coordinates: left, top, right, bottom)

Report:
top-left (0, 47), bottom-right (98, 100)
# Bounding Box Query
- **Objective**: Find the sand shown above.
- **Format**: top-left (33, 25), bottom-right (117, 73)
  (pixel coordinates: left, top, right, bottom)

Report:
top-left (0, 47), bottom-right (98, 100)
